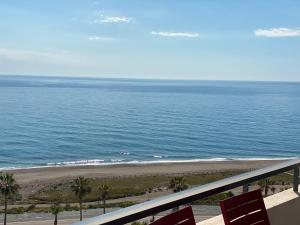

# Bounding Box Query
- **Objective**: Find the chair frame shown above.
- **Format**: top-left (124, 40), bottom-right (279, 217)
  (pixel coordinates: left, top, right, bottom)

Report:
top-left (149, 206), bottom-right (196, 225)
top-left (220, 189), bottom-right (271, 225)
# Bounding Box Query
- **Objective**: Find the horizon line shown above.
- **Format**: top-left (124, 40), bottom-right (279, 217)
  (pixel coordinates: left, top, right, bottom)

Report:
top-left (0, 73), bottom-right (300, 84)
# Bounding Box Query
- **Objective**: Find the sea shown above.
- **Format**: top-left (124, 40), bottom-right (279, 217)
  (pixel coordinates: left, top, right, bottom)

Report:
top-left (0, 75), bottom-right (300, 169)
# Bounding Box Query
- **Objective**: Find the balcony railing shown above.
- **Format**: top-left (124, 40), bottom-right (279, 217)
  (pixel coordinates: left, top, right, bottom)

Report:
top-left (72, 159), bottom-right (300, 225)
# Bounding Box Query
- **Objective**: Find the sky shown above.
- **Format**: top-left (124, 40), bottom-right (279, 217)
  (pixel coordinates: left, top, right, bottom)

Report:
top-left (0, 0), bottom-right (300, 81)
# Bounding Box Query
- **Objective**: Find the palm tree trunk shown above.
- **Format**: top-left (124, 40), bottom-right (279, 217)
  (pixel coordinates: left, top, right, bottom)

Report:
top-left (103, 199), bottom-right (106, 214)
top-left (150, 214), bottom-right (155, 222)
top-left (4, 196), bottom-right (7, 225)
top-left (264, 187), bottom-right (268, 197)
top-left (54, 214), bottom-right (58, 225)
top-left (80, 200), bottom-right (83, 221)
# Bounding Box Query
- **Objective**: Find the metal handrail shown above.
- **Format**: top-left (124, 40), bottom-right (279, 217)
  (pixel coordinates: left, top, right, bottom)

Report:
top-left (72, 159), bottom-right (300, 225)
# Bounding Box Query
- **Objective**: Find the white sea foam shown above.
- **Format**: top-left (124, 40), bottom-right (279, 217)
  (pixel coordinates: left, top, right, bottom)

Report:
top-left (47, 159), bottom-right (105, 166)
top-left (110, 159), bottom-right (125, 162)
top-left (119, 152), bottom-right (130, 155)
top-left (0, 157), bottom-right (298, 171)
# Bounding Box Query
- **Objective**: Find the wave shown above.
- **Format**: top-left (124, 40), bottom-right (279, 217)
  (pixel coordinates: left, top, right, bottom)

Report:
top-left (0, 157), bottom-right (298, 171)
top-left (153, 155), bottom-right (168, 159)
top-left (47, 159), bottom-right (106, 166)
top-left (119, 151), bottom-right (131, 155)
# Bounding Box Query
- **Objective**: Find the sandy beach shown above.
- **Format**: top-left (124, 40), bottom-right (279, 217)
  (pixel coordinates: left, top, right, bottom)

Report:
top-left (9, 160), bottom-right (282, 185)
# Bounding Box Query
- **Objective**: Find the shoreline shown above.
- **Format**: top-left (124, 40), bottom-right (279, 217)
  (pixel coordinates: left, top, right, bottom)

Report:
top-left (0, 157), bottom-right (295, 171)
top-left (5, 159), bottom-right (287, 185)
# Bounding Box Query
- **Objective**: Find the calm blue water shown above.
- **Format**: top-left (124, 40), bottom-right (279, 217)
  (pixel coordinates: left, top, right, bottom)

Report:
top-left (1, 75), bottom-right (300, 169)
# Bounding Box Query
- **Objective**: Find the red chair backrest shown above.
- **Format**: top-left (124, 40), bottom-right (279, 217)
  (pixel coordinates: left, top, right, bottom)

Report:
top-left (149, 206), bottom-right (196, 225)
top-left (220, 189), bottom-right (270, 225)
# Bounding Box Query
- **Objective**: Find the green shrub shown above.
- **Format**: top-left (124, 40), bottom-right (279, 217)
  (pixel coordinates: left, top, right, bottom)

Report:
top-left (26, 204), bottom-right (36, 212)
top-left (131, 221), bottom-right (148, 225)
top-left (7, 207), bottom-right (25, 214)
top-left (193, 191), bottom-right (234, 205)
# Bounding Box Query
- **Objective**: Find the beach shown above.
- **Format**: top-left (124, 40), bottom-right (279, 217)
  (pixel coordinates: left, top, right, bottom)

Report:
top-left (10, 160), bottom-right (282, 185)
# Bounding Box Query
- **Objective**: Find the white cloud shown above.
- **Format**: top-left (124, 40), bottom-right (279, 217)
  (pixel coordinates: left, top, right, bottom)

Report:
top-left (91, 15), bottom-right (132, 24)
top-left (151, 31), bottom-right (199, 38)
top-left (101, 16), bottom-right (132, 23)
top-left (254, 27), bottom-right (300, 37)
top-left (87, 36), bottom-right (115, 41)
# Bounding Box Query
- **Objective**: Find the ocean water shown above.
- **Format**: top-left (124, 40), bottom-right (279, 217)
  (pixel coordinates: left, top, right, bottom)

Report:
top-left (0, 75), bottom-right (300, 169)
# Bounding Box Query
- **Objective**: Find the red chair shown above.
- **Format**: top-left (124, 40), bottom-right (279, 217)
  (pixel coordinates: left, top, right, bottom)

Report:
top-left (220, 189), bottom-right (270, 225)
top-left (149, 206), bottom-right (196, 225)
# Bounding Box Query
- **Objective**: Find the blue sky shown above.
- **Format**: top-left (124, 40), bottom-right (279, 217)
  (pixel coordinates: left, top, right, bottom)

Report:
top-left (0, 0), bottom-right (300, 81)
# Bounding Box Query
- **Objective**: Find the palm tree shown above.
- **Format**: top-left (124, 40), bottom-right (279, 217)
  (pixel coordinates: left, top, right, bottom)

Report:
top-left (169, 177), bottom-right (188, 193)
top-left (258, 179), bottom-right (273, 197)
top-left (98, 184), bottom-right (111, 214)
top-left (270, 186), bottom-right (276, 195)
top-left (50, 203), bottom-right (62, 225)
top-left (71, 177), bottom-right (91, 221)
top-left (169, 177), bottom-right (188, 212)
top-left (0, 173), bottom-right (20, 225)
